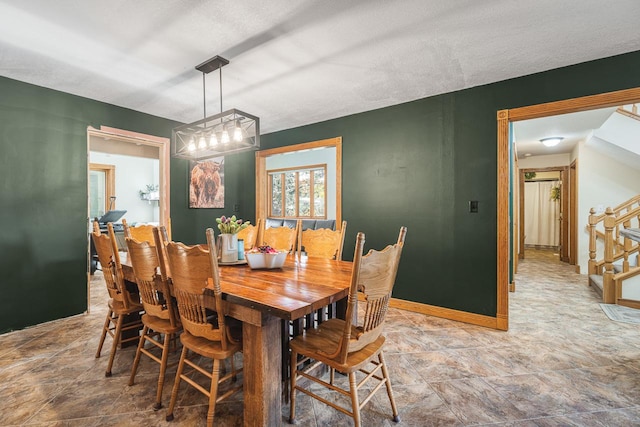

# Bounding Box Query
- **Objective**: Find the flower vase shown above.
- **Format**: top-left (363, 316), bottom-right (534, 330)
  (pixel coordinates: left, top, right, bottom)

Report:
top-left (219, 233), bottom-right (239, 263)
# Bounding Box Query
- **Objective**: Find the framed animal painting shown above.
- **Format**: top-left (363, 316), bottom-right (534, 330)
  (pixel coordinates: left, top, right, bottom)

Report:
top-left (188, 157), bottom-right (224, 208)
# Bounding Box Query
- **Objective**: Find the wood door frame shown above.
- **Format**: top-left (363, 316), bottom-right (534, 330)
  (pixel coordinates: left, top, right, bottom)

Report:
top-left (569, 160), bottom-right (578, 268)
top-left (519, 166), bottom-right (569, 261)
top-left (255, 136), bottom-right (342, 225)
top-left (89, 163), bottom-right (116, 213)
top-left (86, 126), bottom-right (171, 313)
top-left (497, 87), bottom-right (640, 331)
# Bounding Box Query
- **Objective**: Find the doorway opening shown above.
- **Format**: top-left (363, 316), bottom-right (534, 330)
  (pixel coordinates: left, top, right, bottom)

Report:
top-left (86, 126), bottom-right (170, 312)
top-left (497, 87), bottom-right (640, 331)
top-left (519, 167), bottom-right (568, 263)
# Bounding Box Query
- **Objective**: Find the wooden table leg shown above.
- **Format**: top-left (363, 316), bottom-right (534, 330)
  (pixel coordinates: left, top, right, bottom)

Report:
top-left (242, 314), bottom-right (282, 427)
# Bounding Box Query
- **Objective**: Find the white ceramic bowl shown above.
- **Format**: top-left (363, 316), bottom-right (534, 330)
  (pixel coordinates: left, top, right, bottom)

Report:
top-left (245, 251), bottom-right (288, 269)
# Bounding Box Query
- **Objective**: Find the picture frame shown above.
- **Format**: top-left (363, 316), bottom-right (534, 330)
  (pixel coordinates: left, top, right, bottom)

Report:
top-left (188, 157), bottom-right (225, 208)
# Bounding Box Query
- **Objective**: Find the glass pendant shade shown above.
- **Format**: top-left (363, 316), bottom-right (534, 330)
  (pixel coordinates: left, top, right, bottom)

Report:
top-left (221, 128), bottom-right (230, 144)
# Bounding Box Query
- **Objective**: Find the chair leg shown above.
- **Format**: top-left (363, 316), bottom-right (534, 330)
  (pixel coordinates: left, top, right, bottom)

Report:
top-left (95, 309), bottom-right (113, 358)
top-left (166, 346), bottom-right (188, 422)
top-left (205, 359), bottom-right (221, 427)
top-left (349, 372), bottom-right (361, 427)
top-left (379, 352), bottom-right (400, 422)
top-left (128, 325), bottom-right (149, 386)
top-left (105, 314), bottom-right (124, 377)
top-left (154, 331), bottom-right (172, 410)
top-left (289, 349), bottom-right (298, 424)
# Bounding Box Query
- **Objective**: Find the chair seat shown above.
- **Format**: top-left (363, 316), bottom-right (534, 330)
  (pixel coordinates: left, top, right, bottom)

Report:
top-left (180, 330), bottom-right (241, 359)
top-left (289, 318), bottom-right (385, 373)
top-left (108, 298), bottom-right (143, 315)
top-left (142, 313), bottom-right (181, 334)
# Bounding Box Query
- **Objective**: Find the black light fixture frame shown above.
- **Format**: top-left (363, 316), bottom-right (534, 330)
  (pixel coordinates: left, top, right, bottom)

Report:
top-left (172, 55), bottom-right (260, 160)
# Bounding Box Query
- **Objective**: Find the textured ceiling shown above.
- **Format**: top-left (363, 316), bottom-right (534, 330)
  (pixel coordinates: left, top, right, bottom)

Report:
top-left (1, 0), bottom-right (639, 134)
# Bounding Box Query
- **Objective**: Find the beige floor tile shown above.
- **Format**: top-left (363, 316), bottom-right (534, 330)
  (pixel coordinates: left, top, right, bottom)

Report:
top-left (2, 249), bottom-right (640, 425)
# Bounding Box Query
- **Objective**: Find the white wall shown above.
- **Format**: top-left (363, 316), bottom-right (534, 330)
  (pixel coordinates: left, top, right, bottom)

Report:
top-left (90, 151), bottom-right (159, 224)
top-left (265, 147), bottom-right (337, 219)
top-left (519, 153), bottom-right (571, 168)
top-left (576, 139), bottom-right (640, 273)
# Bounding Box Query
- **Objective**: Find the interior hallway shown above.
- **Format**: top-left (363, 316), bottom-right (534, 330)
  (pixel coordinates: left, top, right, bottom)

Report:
top-left (0, 250), bottom-right (639, 426)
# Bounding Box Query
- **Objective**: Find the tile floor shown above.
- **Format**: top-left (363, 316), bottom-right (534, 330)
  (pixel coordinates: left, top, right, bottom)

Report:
top-left (1, 249), bottom-right (639, 426)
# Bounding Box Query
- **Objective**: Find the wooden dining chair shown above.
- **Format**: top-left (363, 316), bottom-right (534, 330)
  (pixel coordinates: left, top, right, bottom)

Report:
top-left (289, 226), bottom-right (407, 427)
top-left (92, 221), bottom-right (144, 377)
top-left (122, 219), bottom-right (156, 245)
top-left (290, 220), bottom-right (348, 367)
top-left (153, 225), bottom-right (172, 279)
top-left (126, 232), bottom-right (181, 410)
top-left (261, 219), bottom-right (300, 252)
top-left (298, 220), bottom-right (347, 260)
top-left (164, 228), bottom-right (243, 427)
top-left (236, 218), bottom-right (261, 251)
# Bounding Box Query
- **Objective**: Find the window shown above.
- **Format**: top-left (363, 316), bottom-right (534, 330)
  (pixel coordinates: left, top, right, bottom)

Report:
top-left (268, 165), bottom-right (326, 219)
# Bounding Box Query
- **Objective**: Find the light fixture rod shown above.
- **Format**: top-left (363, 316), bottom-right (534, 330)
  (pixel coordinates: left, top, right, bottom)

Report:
top-left (219, 64), bottom-right (223, 114)
top-left (202, 72), bottom-right (206, 121)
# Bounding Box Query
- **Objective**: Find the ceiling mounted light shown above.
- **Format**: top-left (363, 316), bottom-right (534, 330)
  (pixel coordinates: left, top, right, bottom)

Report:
top-left (540, 137), bottom-right (564, 147)
top-left (172, 55), bottom-right (260, 159)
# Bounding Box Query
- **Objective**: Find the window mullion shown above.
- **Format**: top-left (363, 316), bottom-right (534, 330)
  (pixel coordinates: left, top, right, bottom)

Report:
top-left (309, 171), bottom-right (315, 218)
top-left (294, 171), bottom-right (299, 218)
top-left (281, 172), bottom-right (285, 218)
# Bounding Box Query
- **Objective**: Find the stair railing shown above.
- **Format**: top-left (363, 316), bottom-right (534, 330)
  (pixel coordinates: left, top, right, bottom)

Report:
top-left (588, 195), bottom-right (640, 303)
top-left (588, 195), bottom-right (640, 276)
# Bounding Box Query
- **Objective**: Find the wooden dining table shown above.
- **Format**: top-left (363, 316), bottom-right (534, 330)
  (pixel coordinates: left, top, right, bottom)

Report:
top-left (121, 253), bottom-right (352, 427)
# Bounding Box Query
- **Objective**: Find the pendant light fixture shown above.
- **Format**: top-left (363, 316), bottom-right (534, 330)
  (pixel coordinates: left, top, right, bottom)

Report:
top-left (172, 55), bottom-right (260, 159)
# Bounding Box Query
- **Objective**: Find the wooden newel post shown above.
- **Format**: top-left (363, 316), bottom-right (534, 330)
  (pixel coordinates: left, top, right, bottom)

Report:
top-left (603, 207), bottom-right (616, 304)
top-left (588, 207), bottom-right (597, 275)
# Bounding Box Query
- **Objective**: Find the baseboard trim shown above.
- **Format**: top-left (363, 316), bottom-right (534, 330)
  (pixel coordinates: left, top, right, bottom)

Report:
top-left (389, 298), bottom-right (505, 330)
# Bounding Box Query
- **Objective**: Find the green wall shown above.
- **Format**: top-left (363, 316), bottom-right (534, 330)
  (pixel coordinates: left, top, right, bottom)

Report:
top-left (0, 77), bottom-right (178, 333)
top-left (169, 150), bottom-right (256, 245)
top-left (2, 50), bottom-right (640, 333)
top-left (252, 50), bottom-right (640, 316)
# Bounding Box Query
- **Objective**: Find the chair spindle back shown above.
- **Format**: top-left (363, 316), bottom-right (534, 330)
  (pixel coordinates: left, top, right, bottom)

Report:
top-left (126, 236), bottom-right (178, 327)
top-left (91, 221), bottom-right (137, 309)
top-left (261, 220), bottom-right (300, 252)
top-left (299, 220), bottom-right (347, 260)
top-left (166, 228), bottom-right (232, 350)
top-left (338, 226), bottom-right (407, 363)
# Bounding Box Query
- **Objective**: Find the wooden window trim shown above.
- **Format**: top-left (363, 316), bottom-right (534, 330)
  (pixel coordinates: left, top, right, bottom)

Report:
top-left (267, 164), bottom-right (328, 220)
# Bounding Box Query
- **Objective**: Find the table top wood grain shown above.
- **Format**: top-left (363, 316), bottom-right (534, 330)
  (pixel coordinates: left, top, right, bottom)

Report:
top-left (216, 255), bottom-right (352, 320)
top-left (121, 253), bottom-right (351, 321)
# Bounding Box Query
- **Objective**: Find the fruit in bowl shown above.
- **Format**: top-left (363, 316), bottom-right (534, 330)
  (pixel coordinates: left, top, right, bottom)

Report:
top-left (250, 245), bottom-right (279, 254)
top-left (246, 245), bottom-right (288, 269)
